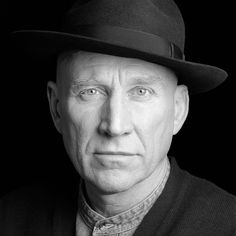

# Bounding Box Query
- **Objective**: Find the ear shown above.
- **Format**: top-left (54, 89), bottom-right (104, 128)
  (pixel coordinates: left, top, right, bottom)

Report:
top-left (173, 85), bottom-right (189, 135)
top-left (47, 81), bottom-right (62, 134)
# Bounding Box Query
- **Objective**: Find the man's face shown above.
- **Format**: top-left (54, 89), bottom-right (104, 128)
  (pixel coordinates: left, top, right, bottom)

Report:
top-left (48, 51), bottom-right (188, 194)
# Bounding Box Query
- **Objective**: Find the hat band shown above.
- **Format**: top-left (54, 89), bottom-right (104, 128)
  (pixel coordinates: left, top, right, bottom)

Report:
top-left (65, 25), bottom-right (184, 60)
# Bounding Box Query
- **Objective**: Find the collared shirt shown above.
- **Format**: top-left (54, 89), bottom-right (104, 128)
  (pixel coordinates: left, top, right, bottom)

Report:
top-left (76, 158), bottom-right (170, 236)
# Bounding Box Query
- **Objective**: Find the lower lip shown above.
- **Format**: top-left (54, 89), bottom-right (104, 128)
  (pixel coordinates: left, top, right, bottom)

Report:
top-left (93, 153), bottom-right (136, 164)
top-left (94, 153), bottom-right (135, 158)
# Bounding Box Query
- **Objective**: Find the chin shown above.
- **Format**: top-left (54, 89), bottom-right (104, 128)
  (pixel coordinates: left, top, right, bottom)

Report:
top-left (91, 169), bottom-right (140, 194)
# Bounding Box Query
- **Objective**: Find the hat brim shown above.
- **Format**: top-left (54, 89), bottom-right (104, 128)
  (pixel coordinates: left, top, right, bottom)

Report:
top-left (11, 30), bottom-right (227, 94)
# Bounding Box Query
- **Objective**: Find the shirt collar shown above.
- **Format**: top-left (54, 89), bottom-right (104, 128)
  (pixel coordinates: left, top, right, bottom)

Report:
top-left (77, 158), bottom-right (170, 234)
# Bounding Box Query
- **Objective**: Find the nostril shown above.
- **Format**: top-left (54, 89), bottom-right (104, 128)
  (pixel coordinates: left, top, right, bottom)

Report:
top-left (98, 115), bottom-right (132, 137)
top-left (98, 117), bottom-right (121, 137)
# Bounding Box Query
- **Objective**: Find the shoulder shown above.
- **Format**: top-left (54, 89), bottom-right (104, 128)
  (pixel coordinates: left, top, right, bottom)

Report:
top-left (170, 158), bottom-right (236, 207)
top-left (0, 180), bottom-right (78, 235)
top-left (159, 158), bottom-right (236, 234)
top-left (0, 183), bottom-right (55, 232)
top-left (184, 169), bottom-right (236, 209)
top-left (176, 163), bottom-right (236, 232)
top-left (0, 182), bottom-right (57, 210)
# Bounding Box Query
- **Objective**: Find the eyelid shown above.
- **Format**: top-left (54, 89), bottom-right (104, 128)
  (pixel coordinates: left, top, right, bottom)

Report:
top-left (72, 84), bottom-right (107, 94)
top-left (75, 86), bottom-right (109, 102)
top-left (79, 87), bottom-right (98, 95)
top-left (81, 87), bottom-right (106, 94)
top-left (127, 86), bottom-right (158, 102)
top-left (129, 86), bottom-right (155, 94)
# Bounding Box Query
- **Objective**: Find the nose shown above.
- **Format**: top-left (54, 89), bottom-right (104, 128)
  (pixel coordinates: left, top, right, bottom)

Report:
top-left (98, 92), bottom-right (133, 137)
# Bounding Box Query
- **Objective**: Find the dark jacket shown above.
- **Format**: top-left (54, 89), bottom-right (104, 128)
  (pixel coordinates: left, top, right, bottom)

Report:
top-left (1, 158), bottom-right (236, 236)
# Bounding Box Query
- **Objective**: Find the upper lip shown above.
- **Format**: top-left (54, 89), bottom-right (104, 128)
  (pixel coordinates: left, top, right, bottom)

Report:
top-left (94, 151), bottom-right (136, 156)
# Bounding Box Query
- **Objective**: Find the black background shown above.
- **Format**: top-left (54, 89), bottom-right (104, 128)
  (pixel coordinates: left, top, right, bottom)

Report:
top-left (1, 0), bottom-right (235, 197)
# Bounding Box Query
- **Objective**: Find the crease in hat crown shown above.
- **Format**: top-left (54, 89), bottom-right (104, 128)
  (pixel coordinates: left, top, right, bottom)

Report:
top-left (64, 0), bottom-right (185, 53)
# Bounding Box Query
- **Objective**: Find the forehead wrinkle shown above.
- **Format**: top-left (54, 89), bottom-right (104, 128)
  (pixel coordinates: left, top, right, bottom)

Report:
top-left (70, 63), bottom-right (166, 88)
top-left (71, 60), bottom-right (122, 88)
top-left (72, 66), bottom-right (111, 84)
top-left (124, 65), bottom-right (165, 86)
top-left (56, 51), bottom-right (107, 81)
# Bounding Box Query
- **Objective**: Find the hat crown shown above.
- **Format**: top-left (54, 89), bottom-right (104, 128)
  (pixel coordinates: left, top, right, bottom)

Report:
top-left (64, 0), bottom-right (185, 52)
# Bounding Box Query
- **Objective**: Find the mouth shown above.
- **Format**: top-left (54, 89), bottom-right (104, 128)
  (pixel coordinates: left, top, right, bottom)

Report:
top-left (93, 151), bottom-right (137, 168)
top-left (94, 151), bottom-right (136, 156)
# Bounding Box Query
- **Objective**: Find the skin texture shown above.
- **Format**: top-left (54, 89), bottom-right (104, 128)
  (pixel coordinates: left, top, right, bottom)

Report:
top-left (47, 51), bottom-right (189, 216)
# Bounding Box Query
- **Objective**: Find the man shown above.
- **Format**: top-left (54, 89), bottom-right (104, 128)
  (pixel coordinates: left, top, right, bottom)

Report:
top-left (1, 0), bottom-right (235, 235)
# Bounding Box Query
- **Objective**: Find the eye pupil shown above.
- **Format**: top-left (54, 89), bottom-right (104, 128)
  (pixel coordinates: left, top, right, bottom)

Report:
top-left (88, 89), bottom-right (96, 94)
top-left (79, 88), bottom-right (98, 97)
top-left (138, 88), bottom-right (146, 95)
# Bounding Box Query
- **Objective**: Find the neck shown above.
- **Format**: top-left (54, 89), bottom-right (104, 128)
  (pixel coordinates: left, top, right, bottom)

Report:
top-left (84, 157), bottom-right (169, 217)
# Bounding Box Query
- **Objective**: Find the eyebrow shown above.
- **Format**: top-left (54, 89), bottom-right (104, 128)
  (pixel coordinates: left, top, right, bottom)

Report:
top-left (127, 75), bottom-right (163, 86)
top-left (71, 75), bottom-right (100, 86)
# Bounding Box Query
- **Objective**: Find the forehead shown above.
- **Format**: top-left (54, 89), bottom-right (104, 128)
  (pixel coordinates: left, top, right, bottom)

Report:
top-left (57, 51), bottom-right (177, 85)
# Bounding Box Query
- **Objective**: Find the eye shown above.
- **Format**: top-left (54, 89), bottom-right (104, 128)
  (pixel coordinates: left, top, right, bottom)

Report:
top-left (80, 88), bottom-right (99, 95)
top-left (78, 87), bottom-right (106, 101)
top-left (129, 86), bottom-right (154, 98)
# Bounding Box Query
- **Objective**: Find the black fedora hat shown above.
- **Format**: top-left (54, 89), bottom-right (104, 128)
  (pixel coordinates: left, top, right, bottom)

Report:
top-left (11, 0), bottom-right (227, 94)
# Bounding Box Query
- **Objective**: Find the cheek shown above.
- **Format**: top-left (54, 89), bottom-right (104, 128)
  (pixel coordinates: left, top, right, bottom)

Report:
top-left (134, 101), bottom-right (174, 158)
top-left (60, 100), bottom-right (99, 172)
top-left (152, 106), bottom-right (175, 156)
